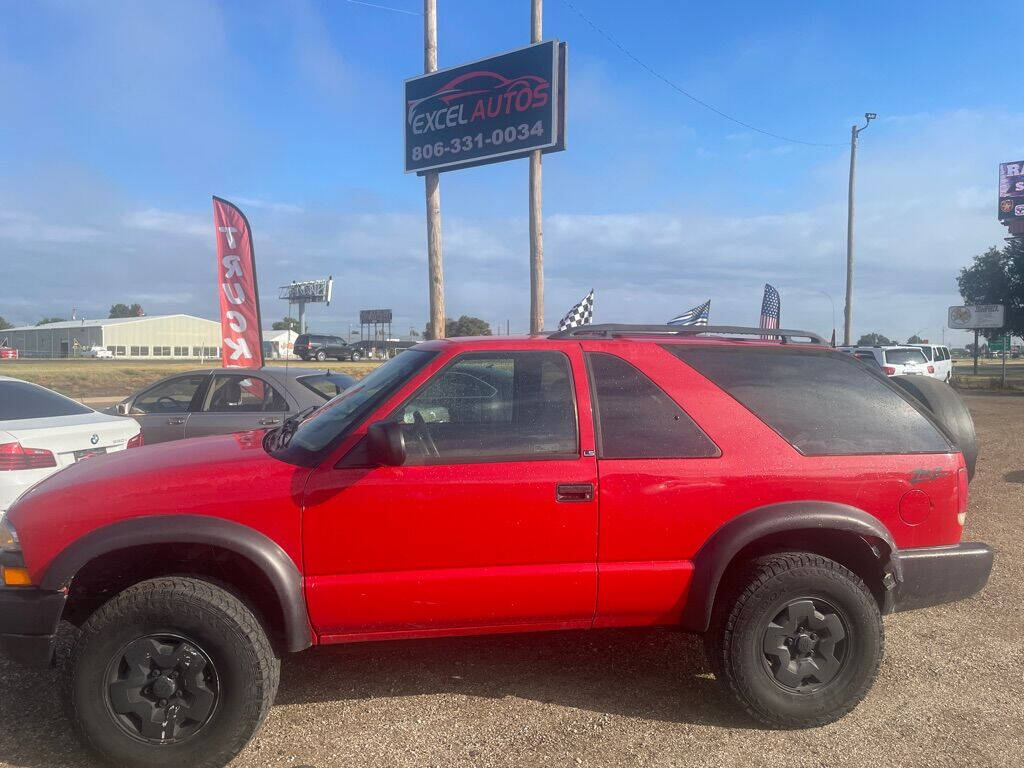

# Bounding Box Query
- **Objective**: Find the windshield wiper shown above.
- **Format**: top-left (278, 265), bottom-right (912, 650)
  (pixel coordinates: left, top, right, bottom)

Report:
top-left (271, 405), bottom-right (318, 450)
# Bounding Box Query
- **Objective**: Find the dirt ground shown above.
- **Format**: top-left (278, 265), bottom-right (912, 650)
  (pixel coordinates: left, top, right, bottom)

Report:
top-left (0, 392), bottom-right (1021, 768)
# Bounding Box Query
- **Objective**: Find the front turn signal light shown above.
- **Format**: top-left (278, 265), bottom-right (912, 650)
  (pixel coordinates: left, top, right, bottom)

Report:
top-left (1, 566), bottom-right (33, 587)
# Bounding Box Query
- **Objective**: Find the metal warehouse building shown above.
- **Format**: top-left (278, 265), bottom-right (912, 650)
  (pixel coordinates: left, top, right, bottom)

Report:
top-left (3, 314), bottom-right (222, 359)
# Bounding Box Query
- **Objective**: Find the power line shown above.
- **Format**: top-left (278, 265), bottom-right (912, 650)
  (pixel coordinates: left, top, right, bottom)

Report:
top-left (558, 0), bottom-right (846, 148)
top-left (345, 0), bottom-right (420, 16)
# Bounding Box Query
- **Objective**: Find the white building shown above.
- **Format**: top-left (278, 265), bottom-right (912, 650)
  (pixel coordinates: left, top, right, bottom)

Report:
top-left (3, 315), bottom-right (222, 359)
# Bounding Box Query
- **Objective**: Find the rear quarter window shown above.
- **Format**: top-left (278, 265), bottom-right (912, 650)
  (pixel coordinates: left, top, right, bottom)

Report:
top-left (664, 346), bottom-right (952, 456)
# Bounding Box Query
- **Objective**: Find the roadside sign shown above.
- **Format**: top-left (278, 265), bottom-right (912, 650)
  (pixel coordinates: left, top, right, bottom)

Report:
top-left (360, 309), bottom-right (393, 324)
top-left (999, 161), bottom-right (1024, 221)
top-left (948, 304), bottom-right (1005, 329)
top-left (989, 338), bottom-right (1008, 352)
top-left (404, 40), bottom-right (566, 174)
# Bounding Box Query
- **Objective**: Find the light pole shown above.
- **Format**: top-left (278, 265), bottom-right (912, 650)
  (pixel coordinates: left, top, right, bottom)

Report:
top-left (843, 112), bottom-right (876, 346)
top-left (809, 289), bottom-right (836, 345)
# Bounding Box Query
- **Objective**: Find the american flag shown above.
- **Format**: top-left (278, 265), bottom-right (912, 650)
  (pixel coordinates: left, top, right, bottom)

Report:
top-left (759, 283), bottom-right (780, 338)
top-left (667, 299), bottom-right (710, 326)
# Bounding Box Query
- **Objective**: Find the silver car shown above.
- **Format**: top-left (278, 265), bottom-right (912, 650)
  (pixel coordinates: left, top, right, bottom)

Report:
top-left (112, 367), bottom-right (357, 444)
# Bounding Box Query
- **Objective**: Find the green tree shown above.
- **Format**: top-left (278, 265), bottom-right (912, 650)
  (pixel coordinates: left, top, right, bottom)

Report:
top-left (856, 332), bottom-right (892, 346)
top-left (956, 240), bottom-right (1024, 340)
top-left (36, 317), bottom-right (65, 325)
top-left (109, 303), bottom-right (144, 318)
top-left (907, 334), bottom-right (924, 344)
top-left (272, 316), bottom-right (300, 332)
top-left (0, 316), bottom-right (12, 331)
top-left (425, 315), bottom-right (492, 338)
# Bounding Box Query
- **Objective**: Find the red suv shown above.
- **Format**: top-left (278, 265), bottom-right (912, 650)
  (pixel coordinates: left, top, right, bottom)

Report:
top-left (0, 326), bottom-right (992, 768)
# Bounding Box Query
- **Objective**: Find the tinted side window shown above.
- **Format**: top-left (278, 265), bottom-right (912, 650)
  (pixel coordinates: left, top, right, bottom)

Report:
top-left (587, 353), bottom-right (718, 459)
top-left (666, 347), bottom-right (951, 456)
top-left (134, 375), bottom-right (207, 413)
top-left (390, 351), bottom-right (577, 464)
top-left (202, 375), bottom-right (289, 413)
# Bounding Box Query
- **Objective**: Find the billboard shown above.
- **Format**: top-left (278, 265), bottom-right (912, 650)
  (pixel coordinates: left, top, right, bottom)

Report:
top-left (404, 40), bottom-right (566, 174)
top-left (948, 304), bottom-right (1005, 329)
top-left (999, 161), bottom-right (1024, 221)
top-left (360, 309), bottom-right (393, 324)
top-left (279, 278), bottom-right (333, 305)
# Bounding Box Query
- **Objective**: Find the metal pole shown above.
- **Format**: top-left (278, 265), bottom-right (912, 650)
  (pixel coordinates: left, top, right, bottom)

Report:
top-left (424, 0), bottom-right (445, 339)
top-left (1002, 332), bottom-right (1008, 388)
top-left (298, 300), bottom-right (306, 335)
top-left (529, 0), bottom-right (544, 335)
top-left (843, 124), bottom-right (857, 346)
top-left (973, 330), bottom-right (979, 375)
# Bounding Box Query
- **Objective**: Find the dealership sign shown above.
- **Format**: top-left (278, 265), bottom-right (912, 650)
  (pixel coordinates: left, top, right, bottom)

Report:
top-left (948, 304), bottom-right (1005, 329)
top-left (360, 309), bottom-right (393, 324)
top-left (405, 40), bottom-right (566, 174)
top-left (999, 161), bottom-right (1024, 220)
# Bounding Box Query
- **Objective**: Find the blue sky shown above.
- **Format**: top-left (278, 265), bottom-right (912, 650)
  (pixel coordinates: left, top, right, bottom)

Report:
top-left (2, 0), bottom-right (1022, 343)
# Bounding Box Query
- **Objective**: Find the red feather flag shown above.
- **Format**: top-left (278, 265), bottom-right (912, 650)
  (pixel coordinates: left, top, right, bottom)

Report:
top-left (212, 197), bottom-right (264, 369)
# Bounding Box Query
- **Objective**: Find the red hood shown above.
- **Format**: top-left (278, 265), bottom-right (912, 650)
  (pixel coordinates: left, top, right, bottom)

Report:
top-left (9, 431), bottom-right (311, 581)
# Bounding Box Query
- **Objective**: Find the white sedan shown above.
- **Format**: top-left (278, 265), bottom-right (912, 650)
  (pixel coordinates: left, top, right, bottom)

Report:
top-left (0, 376), bottom-right (142, 513)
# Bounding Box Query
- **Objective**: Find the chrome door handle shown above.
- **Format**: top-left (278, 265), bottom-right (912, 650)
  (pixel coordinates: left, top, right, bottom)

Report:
top-left (258, 417), bottom-right (281, 425)
top-left (166, 417), bottom-right (186, 425)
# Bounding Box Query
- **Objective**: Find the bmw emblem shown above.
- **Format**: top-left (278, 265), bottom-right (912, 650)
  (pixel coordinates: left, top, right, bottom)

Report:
top-left (90, 434), bottom-right (99, 445)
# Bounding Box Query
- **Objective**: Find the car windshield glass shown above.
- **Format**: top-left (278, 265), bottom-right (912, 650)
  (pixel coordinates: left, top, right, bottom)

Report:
top-left (0, 380), bottom-right (93, 420)
top-left (272, 350), bottom-right (437, 464)
top-left (297, 373), bottom-right (356, 399)
top-left (884, 348), bottom-right (927, 365)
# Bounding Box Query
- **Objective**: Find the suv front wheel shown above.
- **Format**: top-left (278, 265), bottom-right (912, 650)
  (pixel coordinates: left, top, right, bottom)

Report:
top-left (65, 576), bottom-right (280, 768)
top-left (706, 552), bottom-right (883, 728)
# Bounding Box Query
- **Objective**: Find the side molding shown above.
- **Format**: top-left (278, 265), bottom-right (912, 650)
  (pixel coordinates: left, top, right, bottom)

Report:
top-left (40, 515), bottom-right (311, 652)
top-left (680, 501), bottom-right (898, 632)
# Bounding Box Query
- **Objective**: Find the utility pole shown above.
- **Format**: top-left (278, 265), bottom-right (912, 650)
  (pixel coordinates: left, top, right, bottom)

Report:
top-left (843, 112), bottom-right (876, 346)
top-left (529, 0), bottom-right (544, 335)
top-left (424, 0), bottom-right (445, 339)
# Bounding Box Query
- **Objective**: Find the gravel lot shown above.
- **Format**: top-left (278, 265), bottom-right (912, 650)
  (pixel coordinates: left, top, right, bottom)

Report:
top-left (1, 392), bottom-right (1021, 768)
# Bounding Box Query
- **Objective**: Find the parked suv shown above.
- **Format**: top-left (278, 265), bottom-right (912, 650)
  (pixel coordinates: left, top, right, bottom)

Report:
top-left (840, 345), bottom-right (930, 376)
top-left (293, 333), bottom-right (362, 361)
top-left (0, 325), bottom-right (991, 768)
top-left (911, 344), bottom-right (953, 382)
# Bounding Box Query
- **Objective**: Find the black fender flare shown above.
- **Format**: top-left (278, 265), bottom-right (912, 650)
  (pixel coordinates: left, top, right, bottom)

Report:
top-left (680, 501), bottom-right (899, 632)
top-left (40, 515), bottom-right (311, 652)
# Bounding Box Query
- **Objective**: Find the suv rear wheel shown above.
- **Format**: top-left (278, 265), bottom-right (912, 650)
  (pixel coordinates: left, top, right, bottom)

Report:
top-left (706, 552), bottom-right (883, 728)
top-left (65, 576), bottom-right (280, 768)
top-left (314, 349), bottom-right (327, 361)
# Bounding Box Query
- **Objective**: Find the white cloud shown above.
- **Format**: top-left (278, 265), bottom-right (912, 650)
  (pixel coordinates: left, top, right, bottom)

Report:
top-left (123, 209), bottom-right (209, 238)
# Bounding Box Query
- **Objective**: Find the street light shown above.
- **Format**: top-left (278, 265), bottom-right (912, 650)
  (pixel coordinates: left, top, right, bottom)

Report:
top-left (843, 112), bottom-right (876, 346)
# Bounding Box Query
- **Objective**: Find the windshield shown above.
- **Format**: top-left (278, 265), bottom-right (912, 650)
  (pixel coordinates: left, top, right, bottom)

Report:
top-left (297, 372), bottom-right (357, 400)
top-left (884, 348), bottom-right (928, 365)
top-left (272, 349), bottom-right (437, 465)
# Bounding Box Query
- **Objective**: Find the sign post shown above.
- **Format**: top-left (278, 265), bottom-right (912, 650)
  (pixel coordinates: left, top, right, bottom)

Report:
top-left (529, 0), bottom-right (544, 335)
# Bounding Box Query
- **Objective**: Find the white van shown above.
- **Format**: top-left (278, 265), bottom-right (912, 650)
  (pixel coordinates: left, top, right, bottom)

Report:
top-left (910, 344), bottom-right (952, 382)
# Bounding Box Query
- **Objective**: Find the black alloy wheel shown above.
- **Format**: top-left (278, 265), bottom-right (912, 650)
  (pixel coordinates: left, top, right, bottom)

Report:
top-left (761, 598), bottom-right (849, 693)
top-left (104, 634), bottom-right (219, 744)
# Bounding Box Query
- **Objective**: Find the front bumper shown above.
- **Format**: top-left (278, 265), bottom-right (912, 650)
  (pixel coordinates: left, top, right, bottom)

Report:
top-left (891, 542), bottom-right (994, 613)
top-left (0, 555), bottom-right (66, 668)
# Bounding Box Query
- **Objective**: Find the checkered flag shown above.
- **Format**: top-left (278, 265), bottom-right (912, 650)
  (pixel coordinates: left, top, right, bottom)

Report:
top-left (558, 290), bottom-right (594, 331)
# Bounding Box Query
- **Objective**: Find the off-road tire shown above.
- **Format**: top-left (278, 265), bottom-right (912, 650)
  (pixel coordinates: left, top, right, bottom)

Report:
top-left (65, 577), bottom-right (280, 768)
top-left (705, 553), bottom-right (883, 728)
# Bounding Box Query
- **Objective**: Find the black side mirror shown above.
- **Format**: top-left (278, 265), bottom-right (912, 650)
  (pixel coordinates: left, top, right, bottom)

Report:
top-left (366, 421), bottom-right (406, 466)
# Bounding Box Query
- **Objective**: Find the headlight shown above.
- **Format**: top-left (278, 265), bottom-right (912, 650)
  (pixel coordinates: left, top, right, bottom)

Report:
top-left (0, 515), bottom-right (20, 552)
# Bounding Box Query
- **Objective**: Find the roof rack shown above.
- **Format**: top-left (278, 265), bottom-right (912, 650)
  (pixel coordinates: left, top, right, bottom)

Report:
top-left (547, 324), bottom-right (827, 345)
